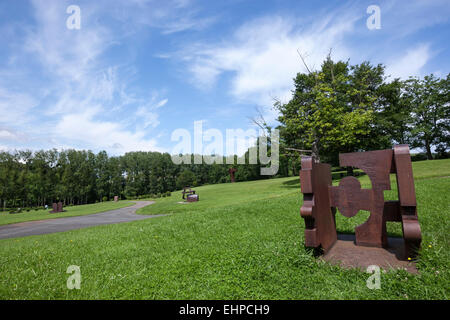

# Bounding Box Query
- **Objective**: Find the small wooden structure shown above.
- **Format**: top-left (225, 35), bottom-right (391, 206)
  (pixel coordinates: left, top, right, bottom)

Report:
top-left (300, 145), bottom-right (421, 272)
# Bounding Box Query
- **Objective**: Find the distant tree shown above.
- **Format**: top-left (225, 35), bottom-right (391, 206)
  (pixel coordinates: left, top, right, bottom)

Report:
top-left (95, 151), bottom-right (110, 201)
top-left (176, 170), bottom-right (197, 190)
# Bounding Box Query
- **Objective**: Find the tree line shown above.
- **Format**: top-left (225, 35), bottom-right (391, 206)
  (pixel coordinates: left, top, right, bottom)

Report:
top-left (0, 149), bottom-right (274, 210)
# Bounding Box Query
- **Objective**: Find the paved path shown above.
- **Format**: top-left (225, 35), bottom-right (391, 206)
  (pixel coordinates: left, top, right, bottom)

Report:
top-left (0, 201), bottom-right (164, 240)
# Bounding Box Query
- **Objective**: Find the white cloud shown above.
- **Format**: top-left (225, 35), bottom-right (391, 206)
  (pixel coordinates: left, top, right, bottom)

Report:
top-left (103, 0), bottom-right (216, 35)
top-left (0, 0), bottom-right (169, 154)
top-left (386, 44), bottom-right (431, 79)
top-left (0, 130), bottom-right (15, 139)
top-left (154, 98), bottom-right (168, 109)
top-left (54, 108), bottom-right (163, 154)
top-left (182, 14), bottom-right (357, 122)
top-left (0, 87), bottom-right (39, 125)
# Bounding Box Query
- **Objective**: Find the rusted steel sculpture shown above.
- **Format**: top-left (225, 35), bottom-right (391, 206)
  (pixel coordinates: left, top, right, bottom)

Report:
top-left (228, 168), bottom-right (237, 183)
top-left (182, 187), bottom-right (196, 200)
top-left (300, 145), bottom-right (421, 260)
top-left (187, 194), bottom-right (199, 202)
top-left (50, 201), bottom-right (64, 213)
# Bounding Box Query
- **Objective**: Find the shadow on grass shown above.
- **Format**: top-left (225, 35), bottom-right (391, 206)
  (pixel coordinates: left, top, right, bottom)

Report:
top-left (281, 178), bottom-right (300, 188)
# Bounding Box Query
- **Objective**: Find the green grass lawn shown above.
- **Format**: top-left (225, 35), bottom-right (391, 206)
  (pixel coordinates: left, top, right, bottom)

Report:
top-left (0, 159), bottom-right (449, 299)
top-left (0, 201), bottom-right (135, 226)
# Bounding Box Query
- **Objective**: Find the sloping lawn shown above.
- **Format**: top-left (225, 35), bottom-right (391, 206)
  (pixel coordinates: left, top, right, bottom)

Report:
top-left (0, 159), bottom-right (448, 299)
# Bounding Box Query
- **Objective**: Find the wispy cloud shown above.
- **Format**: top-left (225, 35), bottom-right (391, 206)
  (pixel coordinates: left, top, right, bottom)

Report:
top-left (180, 12), bottom-right (357, 122)
top-left (0, 0), bottom-right (169, 154)
top-left (173, 1), bottom-right (449, 124)
top-left (386, 43), bottom-right (432, 79)
top-left (103, 0), bottom-right (217, 35)
top-left (53, 107), bottom-right (163, 153)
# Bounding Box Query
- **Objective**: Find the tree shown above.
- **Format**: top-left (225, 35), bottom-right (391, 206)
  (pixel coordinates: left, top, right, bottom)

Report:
top-left (95, 151), bottom-right (110, 201)
top-left (176, 170), bottom-right (197, 190)
top-left (405, 74), bottom-right (450, 159)
top-left (376, 79), bottom-right (413, 145)
top-left (276, 56), bottom-right (387, 166)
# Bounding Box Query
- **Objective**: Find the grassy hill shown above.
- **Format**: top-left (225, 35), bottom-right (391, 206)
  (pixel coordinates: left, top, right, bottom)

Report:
top-left (0, 159), bottom-right (448, 299)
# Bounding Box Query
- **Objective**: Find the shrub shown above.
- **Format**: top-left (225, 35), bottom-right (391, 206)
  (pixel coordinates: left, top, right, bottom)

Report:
top-left (411, 153), bottom-right (428, 162)
top-left (102, 196), bottom-right (108, 202)
top-left (165, 191), bottom-right (171, 197)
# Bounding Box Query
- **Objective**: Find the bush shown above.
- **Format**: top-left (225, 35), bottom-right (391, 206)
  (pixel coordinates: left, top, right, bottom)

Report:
top-left (165, 191), bottom-right (171, 197)
top-left (411, 153), bottom-right (428, 162)
top-left (102, 196), bottom-right (108, 202)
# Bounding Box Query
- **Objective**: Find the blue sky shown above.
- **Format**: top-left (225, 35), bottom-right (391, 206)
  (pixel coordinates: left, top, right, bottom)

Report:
top-left (0, 0), bottom-right (449, 155)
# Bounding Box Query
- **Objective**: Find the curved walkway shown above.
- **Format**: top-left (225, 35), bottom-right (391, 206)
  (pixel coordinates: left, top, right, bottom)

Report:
top-left (0, 201), bottom-right (164, 240)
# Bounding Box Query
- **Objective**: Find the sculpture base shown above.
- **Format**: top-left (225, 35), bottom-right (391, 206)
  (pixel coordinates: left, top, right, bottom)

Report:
top-left (322, 234), bottom-right (418, 274)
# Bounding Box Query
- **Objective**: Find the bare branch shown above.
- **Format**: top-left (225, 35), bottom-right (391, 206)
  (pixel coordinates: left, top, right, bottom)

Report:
top-left (248, 106), bottom-right (269, 137)
top-left (297, 49), bottom-right (312, 75)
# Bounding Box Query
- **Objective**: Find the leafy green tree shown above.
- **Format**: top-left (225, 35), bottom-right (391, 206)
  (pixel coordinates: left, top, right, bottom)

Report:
top-left (276, 56), bottom-right (387, 166)
top-left (176, 170), bottom-right (197, 190)
top-left (95, 151), bottom-right (110, 201)
top-left (404, 74), bottom-right (450, 159)
top-left (376, 79), bottom-right (413, 145)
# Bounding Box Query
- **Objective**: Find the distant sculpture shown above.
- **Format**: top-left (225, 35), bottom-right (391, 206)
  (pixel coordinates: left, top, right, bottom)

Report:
top-left (50, 201), bottom-right (65, 213)
top-left (228, 168), bottom-right (237, 183)
top-left (182, 187), bottom-right (196, 200)
top-left (114, 196), bottom-right (119, 202)
top-left (186, 194), bottom-right (199, 202)
top-left (300, 145), bottom-right (421, 264)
